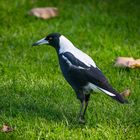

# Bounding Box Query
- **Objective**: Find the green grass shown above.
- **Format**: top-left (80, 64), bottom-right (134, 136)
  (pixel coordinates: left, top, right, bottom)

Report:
top-left (0, 0), bottom-right (140, 139)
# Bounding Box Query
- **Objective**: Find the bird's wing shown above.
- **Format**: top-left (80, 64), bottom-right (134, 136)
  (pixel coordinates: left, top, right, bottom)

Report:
top-left (61, 52), bottom-right (93, 68)
top-left (61, 52), bottom-right (109, 89)
top-left (61, 52), bottom-right (128, 103)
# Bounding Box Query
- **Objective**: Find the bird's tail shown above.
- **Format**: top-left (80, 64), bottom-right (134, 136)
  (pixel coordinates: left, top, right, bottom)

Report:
top-left (99, 88), bottom-right (128, 104)
top-left (111, 92), bottom-right (128, 104)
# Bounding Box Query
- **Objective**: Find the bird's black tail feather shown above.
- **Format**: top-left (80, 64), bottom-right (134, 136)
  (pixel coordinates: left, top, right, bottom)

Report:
top-left (104, 84), bottom-right (129, 104)
top-left (111, 92), bottom-right (128, 104)
top-left (99, 87), bottom-right (129, 104)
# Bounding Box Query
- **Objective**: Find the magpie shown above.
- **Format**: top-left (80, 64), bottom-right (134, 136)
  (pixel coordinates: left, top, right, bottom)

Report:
top-left (32, 33), bottom-right (128, 123)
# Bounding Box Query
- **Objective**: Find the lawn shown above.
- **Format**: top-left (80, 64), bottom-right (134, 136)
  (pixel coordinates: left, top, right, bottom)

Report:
top-left (0, 0), bottom-right (140, 139)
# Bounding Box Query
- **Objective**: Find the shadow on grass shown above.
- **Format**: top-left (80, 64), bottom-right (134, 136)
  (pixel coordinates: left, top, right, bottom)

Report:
top-left (0, 85), bottom-right (80, 125)
top-left (0, 82), bottom-right (134, 129)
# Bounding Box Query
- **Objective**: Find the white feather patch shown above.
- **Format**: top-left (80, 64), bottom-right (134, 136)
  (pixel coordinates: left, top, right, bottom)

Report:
top-left (84, 83), bottom-right (100, 93)
top-left (98, 88), bottom-right (116, 96)
top-left (84, 82), bottom-right (116, 96)
top-left (59, 35), bottom-right (96, 68)
top-left (62, 55), bottom-right (72, 65)
top-left (62, 55), bottom-right (85, 69)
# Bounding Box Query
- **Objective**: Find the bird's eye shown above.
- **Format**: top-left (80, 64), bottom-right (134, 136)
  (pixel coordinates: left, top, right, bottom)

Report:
top-left (49, 37), bottom-right (53, 40)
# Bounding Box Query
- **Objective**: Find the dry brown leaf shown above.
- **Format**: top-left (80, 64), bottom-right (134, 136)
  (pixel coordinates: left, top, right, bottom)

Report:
top-left (1, 124), bottom-right (13, 133)
top-left (115, 57), bottom-right (140, 68)
top-left (121, 89), bottom-right (131, 97)
top-left (127, 59), bottom-right (140, 68)
top-left (28, 7), bottom-right (58, 19)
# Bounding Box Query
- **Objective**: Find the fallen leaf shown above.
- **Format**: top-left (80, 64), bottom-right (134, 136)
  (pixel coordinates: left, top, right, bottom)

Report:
top-left (121, 89), bottom-right (131, 97)
top-left (115, 57), bottom-right (140, 68)
top-left (127, 59), bottom-right (140, 68)
top-left (1, 124), bottom-right (13, 133)
top-left (28, 7), bottom-right (58, 19)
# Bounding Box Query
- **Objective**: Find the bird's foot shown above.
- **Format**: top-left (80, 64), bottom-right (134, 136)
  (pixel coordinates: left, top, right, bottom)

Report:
top-left (78, 116), bottom-right (86, 124)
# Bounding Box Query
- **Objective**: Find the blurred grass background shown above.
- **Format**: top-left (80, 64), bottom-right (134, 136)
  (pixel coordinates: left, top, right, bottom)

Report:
top-left (0, 0), bottom-right (140, 139)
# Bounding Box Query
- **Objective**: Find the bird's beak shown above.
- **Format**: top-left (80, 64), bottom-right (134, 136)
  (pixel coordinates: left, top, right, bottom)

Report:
top-left (32, 38), bottom-right (49, 46)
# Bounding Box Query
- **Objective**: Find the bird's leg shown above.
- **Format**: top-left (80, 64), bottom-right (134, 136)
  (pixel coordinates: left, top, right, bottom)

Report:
top-left (76, 91), bottom-right (87, 124)
top-left (79, 94), bottom-right (90, 123)
top-left (78, 101), bottom-right (86, 124)
top-left (82, 101), bottom-right (89, 118)
top-left (82, 94), bottom-right (90, 118)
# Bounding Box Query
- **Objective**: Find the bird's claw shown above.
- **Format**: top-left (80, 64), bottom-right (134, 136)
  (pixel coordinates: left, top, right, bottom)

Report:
top-left (78, 116), bottom-right (86, 124)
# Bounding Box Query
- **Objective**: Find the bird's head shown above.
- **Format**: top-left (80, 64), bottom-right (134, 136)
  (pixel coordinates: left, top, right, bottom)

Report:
top-left (32, 33), bottom-right (75, 53)
top-left (32, 33), bottom-right (61, 49)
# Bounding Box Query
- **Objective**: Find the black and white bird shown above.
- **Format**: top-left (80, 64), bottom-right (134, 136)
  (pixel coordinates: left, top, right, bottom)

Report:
top-left (32, 33), bottom-right (128, 123)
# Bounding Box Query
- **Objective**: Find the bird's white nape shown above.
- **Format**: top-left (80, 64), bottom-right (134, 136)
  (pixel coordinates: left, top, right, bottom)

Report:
top-left (59, 35), bottom-right (75, 54)
top-left (59, 35), bottom-right (96, 68)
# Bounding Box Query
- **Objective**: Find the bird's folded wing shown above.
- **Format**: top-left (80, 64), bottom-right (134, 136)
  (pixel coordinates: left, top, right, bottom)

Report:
top-left (84, 67), bottom-right (117, 94)
top-left (61, 52), bottom-right (117, 94)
